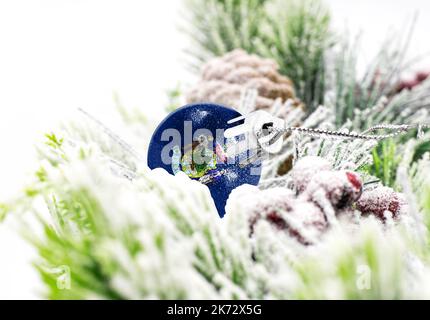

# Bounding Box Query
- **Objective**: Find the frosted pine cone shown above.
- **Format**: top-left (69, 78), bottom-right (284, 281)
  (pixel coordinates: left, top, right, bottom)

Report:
top-left (187, 49), bottom-right (300, 111)
top-left (356, 186), bottom-right (406, 221)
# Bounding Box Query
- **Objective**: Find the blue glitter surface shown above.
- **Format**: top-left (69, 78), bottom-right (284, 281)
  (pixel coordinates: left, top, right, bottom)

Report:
top-left (147, 103), bottom-right (261, 218)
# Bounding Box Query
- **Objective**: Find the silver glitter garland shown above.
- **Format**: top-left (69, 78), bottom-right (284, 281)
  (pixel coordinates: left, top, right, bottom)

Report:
top-left (200, 123), bottom-right (429, 186)
top-left (267, 123), bottom-right (430, 141)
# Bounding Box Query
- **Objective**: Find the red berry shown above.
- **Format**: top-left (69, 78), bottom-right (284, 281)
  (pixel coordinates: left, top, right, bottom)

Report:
top-left (303, 170), bottom-right (363, 210)
top-left (266, 212), bottom-right (288, 230)
top-left (415, 71), bottom-right (430, 82)
top-left (247, 188), bottom-right (327, 245)
top-left (346, 171), bottom-right (362, 190)
top-left (356, 186), bottom-right (405, 221)
top-left (396, 71), bottom-right (430, 92)
top-left (291, 156), bottom-right (332, 192)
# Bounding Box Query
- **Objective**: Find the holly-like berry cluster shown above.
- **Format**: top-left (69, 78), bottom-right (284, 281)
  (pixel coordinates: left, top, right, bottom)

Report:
top-left (247, 156), bottom-right (406, 245)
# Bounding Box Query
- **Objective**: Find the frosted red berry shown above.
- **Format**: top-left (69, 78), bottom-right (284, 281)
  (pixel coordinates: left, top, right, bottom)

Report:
top-left (291, 156), bottom-right (332, 192)
top-left (356, 186), bottom-right (405, 221)
top-left (247, 188), bottom-right (327, 245)
top-left (303, 170), bottom-right (363, 210)
top-left (346, 171), bottom-right (362, 191)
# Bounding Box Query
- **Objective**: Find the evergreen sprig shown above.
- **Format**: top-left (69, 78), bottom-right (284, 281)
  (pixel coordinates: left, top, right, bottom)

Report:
top-left (256, 0), bottom-right (331, 111)
top-left (183, 0), bottom-right (269, 69)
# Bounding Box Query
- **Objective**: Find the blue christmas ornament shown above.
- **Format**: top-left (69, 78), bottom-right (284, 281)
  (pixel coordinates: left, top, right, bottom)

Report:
top-left (147, 103), bottom-right (261, 217)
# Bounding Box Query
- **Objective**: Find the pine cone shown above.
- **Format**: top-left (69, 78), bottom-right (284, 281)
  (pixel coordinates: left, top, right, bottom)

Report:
top-left (187, 49), bottom-right (300, 111)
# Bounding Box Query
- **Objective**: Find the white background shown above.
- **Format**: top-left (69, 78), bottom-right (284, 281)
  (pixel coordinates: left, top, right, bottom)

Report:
top-left (0, 0), bottom-right (429, 299)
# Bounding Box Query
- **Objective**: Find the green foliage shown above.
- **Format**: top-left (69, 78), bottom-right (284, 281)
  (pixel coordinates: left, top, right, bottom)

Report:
top-left (7, 98), bottom-right (430, 299)
top-left (184, 0), bottom-right (269, 67)
top-left (45, 133), bottom-right (64, 149)
top-left (23, 154), bottom-right (247, 299)
top-left (413, 140), bottom-right (430, 162)
top-left (165, 84), bottom-right (183, 113)
top-left (329, 37), bottom-right (359, 127)
top-left (365, 140), bottom-right (401, 188)
top-left (35, 166), bottom-right (48, 183)
top-left (113, 92), bottom-right (149, 125)
top-left (0, 203), bottom-right (7, 222)
top-left (34, 189), bottom-right (125, 299)
top-left (408, 154), bottom-right (430, 247)
top-left (293, 225), bottom-right (407, 299)
top-left (363, 131), bottom-right (430, 190)
top-left (21, 153), bottom-right (430, 299)
top-left (257, 0), bottom-right (331, 111)
top-left (423, 186), bottom-right (430, 244)
top-left (185, 0), bottom-right (427, 126)
top-left (329, 21), bottom-right (419, 129)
